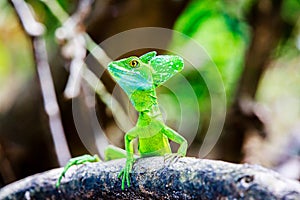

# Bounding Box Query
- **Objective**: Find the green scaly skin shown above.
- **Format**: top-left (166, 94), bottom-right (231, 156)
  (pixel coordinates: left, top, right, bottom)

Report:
top-left (56, 51), bottom-right (188, 190)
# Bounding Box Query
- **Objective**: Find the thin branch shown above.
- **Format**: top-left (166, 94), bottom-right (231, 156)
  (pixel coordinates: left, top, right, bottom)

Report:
top-left (84, 33), bottom-right (112, 67)
top-left (10, 0), bottom-right (71, 166)
top-left (41, 0), bottom-right (112, 67)
top-left (0, 143), bottom-right (16, 184)
top-left (54, 0), bottom-right (94, 98)
top-left (33, 38), bottom-right (71, 166)
top-left (0, 157), bottom-right (299, 199)
top-left (39, 0), bottom-right (69, 22)
top-left (11, 0), bottom-right (44, 36)
top-left (82, 66), bottom-right (132, 131)
top-left (40, 0), bottom-right (131, 131)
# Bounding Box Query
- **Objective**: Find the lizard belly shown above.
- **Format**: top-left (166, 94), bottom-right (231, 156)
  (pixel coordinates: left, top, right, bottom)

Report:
top-left (138, 132), bottom-right (171, 157)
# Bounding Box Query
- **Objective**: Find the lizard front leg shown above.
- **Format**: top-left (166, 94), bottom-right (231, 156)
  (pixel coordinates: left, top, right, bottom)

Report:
top-left (163, 126), bottom-right (187, 157)
top-left (118, 128), bottom-right (138, 190)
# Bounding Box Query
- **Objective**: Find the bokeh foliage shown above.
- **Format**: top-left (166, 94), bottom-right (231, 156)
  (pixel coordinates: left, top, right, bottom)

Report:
top-left (170, 0), bottom-right (249, 108)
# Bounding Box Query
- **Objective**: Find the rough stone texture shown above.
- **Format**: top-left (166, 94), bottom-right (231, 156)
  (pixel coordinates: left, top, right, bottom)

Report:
top-left (0, 157), bottom-right (299, 200)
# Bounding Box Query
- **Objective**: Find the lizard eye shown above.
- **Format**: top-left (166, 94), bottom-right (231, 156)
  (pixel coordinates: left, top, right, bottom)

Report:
top-left (129, 59), bottom-right (140, 68)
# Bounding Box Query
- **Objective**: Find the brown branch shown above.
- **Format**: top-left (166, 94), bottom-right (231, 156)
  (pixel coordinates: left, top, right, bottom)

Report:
top-left (56, 0), bottom-right (94, 98)
top-left (220, 0), bottom-right (288, 162)
top-left (238, 0), bottom-right (285, 99)
top-left (10, 0), bottom-right (71, 166)
top-left (0, 143), bottom-right (15, 184)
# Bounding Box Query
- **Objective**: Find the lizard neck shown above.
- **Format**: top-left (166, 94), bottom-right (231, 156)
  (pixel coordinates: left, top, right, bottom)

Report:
top-left (129, 88), bottom-right (158, 112)
top-left (137, 104), bottom-right (163, 126)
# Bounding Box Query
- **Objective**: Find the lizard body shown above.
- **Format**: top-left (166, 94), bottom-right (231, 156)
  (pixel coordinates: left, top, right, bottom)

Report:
top-left (57, 51), bottom-right (188, 190)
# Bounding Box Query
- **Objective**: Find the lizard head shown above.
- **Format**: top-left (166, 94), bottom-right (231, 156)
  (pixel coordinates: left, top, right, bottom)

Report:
top-left (107, 51), bottom-right (184, 97)
top-left (108, 52), bottom-right (155, 97)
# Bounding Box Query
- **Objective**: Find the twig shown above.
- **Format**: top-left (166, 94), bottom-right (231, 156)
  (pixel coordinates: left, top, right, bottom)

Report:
top-left (54, 0), bottom-right (93, 98)
top-left (41, 0), bottom-right (112, 67)
top-left (11, 0), bottom-right (44, 36)
top-left (10, 0), bottom-right (71, 166)
top-left (0, 157), bottom-right (299, 199)
top-left (33, 38), bottom-right (71, 166)
top-left (0, 143), bottom-right (16, 184)
top-left (84, 33), bottom-right (112, 67)
top-left (82, 66), bottom-right (132, 131)
top-left (41, 0), bottom-right (131, 131)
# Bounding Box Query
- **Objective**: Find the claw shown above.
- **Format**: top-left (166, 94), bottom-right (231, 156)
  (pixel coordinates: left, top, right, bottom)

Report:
top-left (119, 169), bottom-right (131, 190)
top-left (126, 172), bottom-right (130, 187)
top-left (163, 153), bottom-right (173, 162)
top-left (118, 159), bottom-right (134, 190)
top-left (118, 170), bottom-right (123, 178)
top-left (121, 171), bottom-right (126, 190)
top-left (164, 153), bottom-right (182, 166)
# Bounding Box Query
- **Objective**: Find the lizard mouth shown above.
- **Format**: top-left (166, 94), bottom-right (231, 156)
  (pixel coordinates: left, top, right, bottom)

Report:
top-left (107, 62), bottom-right (153, 92)
top-left (108, 63), bottom-right (147, 86)
top-left (107, 63), bottom-right (130, 80)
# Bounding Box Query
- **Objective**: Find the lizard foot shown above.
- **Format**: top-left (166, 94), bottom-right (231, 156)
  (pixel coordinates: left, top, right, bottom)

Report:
top-left (56, 154), bottom-right (100, 187)
top-left (164, 153), bottom-right (182, 166)
top-left (118, 159), bottom-right (135, 190)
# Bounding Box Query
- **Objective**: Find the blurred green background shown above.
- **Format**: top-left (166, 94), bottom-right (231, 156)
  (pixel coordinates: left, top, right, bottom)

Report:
top-left (0, 0), bottom-right (299, 187)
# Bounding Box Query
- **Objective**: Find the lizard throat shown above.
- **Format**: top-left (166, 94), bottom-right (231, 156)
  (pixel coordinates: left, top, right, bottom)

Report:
top-left (137, 104), bottom-right (163, 127)
top-left (129, 89), bottom-right (158, 112)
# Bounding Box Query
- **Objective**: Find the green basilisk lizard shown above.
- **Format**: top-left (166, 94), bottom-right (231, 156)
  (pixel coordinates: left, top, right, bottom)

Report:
top-left (57, 51), bottom-right (188, 190)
